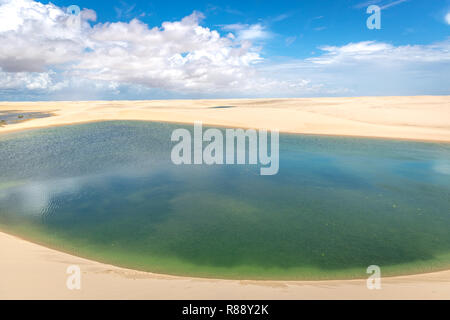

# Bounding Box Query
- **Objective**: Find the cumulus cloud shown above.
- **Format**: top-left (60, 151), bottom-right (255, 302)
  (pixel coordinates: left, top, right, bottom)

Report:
top-left (0, 0), bottom-right (95, 73)
top-left (0, 71), bottom-right (57, 90)
top-left (76, 13), bottom-right (267, 93)
top-left (0, 0), bottom-right (282, 95)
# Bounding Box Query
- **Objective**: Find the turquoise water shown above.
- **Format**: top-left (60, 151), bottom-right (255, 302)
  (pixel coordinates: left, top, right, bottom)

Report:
top-left (0, 121), bottom-right (449, 279)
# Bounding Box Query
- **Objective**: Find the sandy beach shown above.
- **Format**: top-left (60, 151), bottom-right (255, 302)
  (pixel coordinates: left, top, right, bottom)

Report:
top-left (1, 96), bottom-right (450, 300)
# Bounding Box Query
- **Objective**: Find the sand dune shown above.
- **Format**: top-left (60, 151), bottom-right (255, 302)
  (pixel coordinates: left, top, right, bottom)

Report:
top-left (1, 96), bottom-right (449, 142)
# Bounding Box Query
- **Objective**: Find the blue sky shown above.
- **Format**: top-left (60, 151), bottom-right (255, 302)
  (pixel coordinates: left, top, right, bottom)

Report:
top-left (0, 0), bottom-right (449, 100)
top-left (49, 0), bottom-right (450, 56)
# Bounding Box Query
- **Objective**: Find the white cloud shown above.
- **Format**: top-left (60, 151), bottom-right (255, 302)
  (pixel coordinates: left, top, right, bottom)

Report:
top-left (445, 12), bottom-right (450, 25)
top-left (354, 0), bottom-right (409, 10)
top-left (0, 0), bottom-right (286, 95)
top-left (221, 23), bottom-right (271, 41)
top-left (0, 0), bottom-right (96, 73)
top-left (308, 41), bottom-right (450, 65)
top-left (0, 70), bottom-right (63, 90)
top-left (379, 0), bottom-right (409, 10)
top-left (353, 1), bottom-right (382, 9)
top-left (259, 40), bottom-right (450, 96)
top-left (285, 36), bottom-right (296, 46)
top-left (78, 13), bottom-right (269, 93)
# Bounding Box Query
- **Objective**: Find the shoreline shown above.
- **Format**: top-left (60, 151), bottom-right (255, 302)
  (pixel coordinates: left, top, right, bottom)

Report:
top-left (2, 118), bottom-right (450, 145)
top-left (1, 230), bottom-right (450, 299)
top-left (4, 224), bottom-right (450, 282)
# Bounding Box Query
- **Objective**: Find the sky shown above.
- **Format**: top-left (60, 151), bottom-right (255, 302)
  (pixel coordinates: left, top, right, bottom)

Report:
top-left (0, 0), bottom-right (449, 100)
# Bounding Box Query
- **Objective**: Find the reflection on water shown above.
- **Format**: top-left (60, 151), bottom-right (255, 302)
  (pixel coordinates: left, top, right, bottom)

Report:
top-left (0, 121), bottom-right (450, 279)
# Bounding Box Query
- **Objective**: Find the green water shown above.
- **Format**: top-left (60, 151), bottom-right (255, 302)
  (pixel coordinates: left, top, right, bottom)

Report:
top-left (0, 121), bottom-right (449, 280)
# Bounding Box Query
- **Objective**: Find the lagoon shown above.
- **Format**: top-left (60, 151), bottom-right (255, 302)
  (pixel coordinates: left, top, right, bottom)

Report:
top-left (0, 121), bottom-right (449, 280)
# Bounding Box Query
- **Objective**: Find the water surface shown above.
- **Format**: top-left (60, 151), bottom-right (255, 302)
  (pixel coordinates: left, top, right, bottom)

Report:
top-left (0, 121), bottom-right (449, 279)
top-left (0, 110), bottom-right (53, 126)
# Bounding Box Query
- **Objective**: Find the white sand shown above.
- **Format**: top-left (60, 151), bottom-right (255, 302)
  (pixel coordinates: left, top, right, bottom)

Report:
top-left (1, 96), bottom-right (450, 142)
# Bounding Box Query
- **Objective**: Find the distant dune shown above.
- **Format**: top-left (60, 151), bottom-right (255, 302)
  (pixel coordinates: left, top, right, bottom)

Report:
top-left (0, 96), bottom-right (449, 142)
